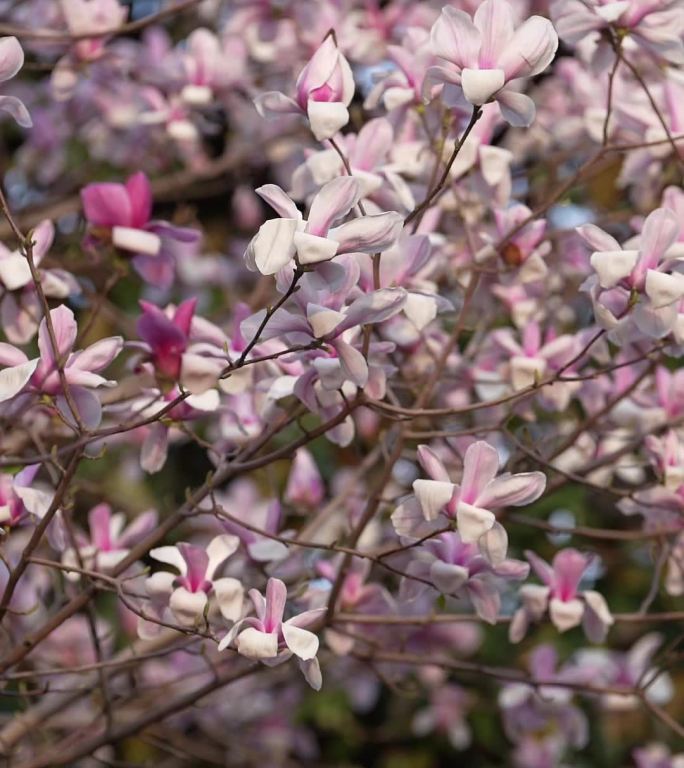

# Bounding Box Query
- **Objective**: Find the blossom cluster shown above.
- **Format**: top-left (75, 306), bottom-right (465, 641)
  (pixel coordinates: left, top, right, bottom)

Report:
top-left (0, 0), bottom-right (681, 766)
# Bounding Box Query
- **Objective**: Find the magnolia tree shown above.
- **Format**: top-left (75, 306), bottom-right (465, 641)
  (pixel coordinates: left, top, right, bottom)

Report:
top-left (0, 0), bottom-right (682, 766)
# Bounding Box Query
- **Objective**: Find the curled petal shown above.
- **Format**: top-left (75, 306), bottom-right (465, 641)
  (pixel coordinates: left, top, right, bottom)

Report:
top-left (169, 587), bottom-right (208, 625)
top-left (236, 627), bottom-right (279, 659)
top-left (549, 597), bottom-right (584, 632)
top-left (456, 501), bottom-right (495, 542)
top-left (0, 358), bottom-right (37, 402)
top-left (590, 250), bottom-right (639, 288)
top-left (461, 68), bottom-right (504, 104)
top-left (282, 621), bottom-right (319, 660)
top-left (413, 479), bottom-right (456, 521)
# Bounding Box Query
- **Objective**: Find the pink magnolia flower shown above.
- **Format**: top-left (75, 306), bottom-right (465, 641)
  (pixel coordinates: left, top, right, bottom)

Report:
top-left (135, 297), bottom-right (224, 395)
top-left (425, 0), bottom-right (558, 126)
top-left (146, 535), bottom-right (244, 626)
top-left (509, 548), bottom-right (613, 642)
top-left (404, 526), bottom-right (529, 623)
top-left (62, 504), bottom-right (157, 578)
top-left (81, 171), bottom-right (201, 288)
top-left (255, 36), bottom-right (355, 141)
top-left (59, 0), bottom-right (127, 62)
top-left (284, 448), bottom-right (325, 508)
top-left (0, 304), bottom-right (122, 428)
top-left (479, 204), bottom-right (550, 283)
top-left (218, 577), bottom-right (324, 690)
top-left (0, 466), bottom-right (53, 527)
top-left (0, 219), bottom-right (79, 344)
top-left (499, 645), bottom-right (589, 768)
top-left (572, 633), bottom-right (674, 711)
top-left (240, 285), bottom-right (406, 391)
top-left (551, 0), bottom-right (684, 65)
top-left (0, 36), bottom-right (31, 127)
top-left (412, 684), bottom-right (472, 750)
top-left (179, 28), bottom-right (247, 105)
top-left (578, 207), bottom-right (684, 340)
top-left (410, 441), bottom-right (546, 543)
top-left (245, 178), bottom-right (402, 275)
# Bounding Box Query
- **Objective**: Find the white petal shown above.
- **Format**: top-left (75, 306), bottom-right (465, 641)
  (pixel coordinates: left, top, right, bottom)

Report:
top-left (549, 597), bottom-right (584, 632)
top-left (282, 621), bottom-right (319, 660)
top-left (0, 252), bottom-right (31, 291)
top-left (590, 250), bottom-right (638, 288)
top-left (519, 584), bottom-right (550, 618)
top-left (456, 501), bottom-right (495, 543)
top-left (149, 545), bottom-right (187, 575)
top-left (13, 486), bottom-right (53, 519)
top-left (404, 293), bottom-right (437, 330)
top-left (0, 358), bottom-right (38, 402)
top-left (645, 270), bottom-right (684, 309)
top-left (112, 226), bottom-right (161, 256)
top-left (250, 218), bottom-right (298, 275)
top-left (294, 231), bottom-right (338, 265)
top-left (206, 534), bottom-right (240, 578)
top-left (479, 145), bottom-right (513, 186)
top-left (510, 355), bottom-right (545, 390)
top-left (299, 656), bottom-right (322, 690)
top-left (213, 576), bottom-right (244, 622)
top-left (170, 587), bottom-right (208, 624)
top-left (306, 100), bottom-right (349, 141)
top-left (479, 522), bottom-right (508, 565)
top-left (412, 479), bottom-right (456, 521)
top-left (461, 68), bottom-right (505, 105)
top-left (235, 627), bottom-right (279, 659)
top-left (307, 303), bottom-right (345, 337)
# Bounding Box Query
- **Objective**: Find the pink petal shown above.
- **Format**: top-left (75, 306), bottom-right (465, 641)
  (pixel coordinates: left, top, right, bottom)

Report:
top-left (81, 182), bottom-right (132, 228)
top-left (124, 172), bottom-right (153, 228)
top-left (431, 6), bottom-right (480, 69)
top-left (461, 441), bottom-right (500, 504)
top-left (307, 177), bottom-right (360, 237)
top-left (474, 0), bottom-right (515, 68)
top-left (264, 577), bottom-right (287, 632)
top-left (477, 471), bottom-right (546, 509)
top-left (497, 16), bottom-right (558, 80)
top-left (39, 305), bottom-right (77, 365)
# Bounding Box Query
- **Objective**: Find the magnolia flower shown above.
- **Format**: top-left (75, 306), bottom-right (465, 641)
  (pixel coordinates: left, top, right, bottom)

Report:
top-left (245, 178), bottom-right (402, 275)
top-left (0, 36), bottom-right (31, 127)
top-left (551, 0), bottom-right (684, 65)
top-left (499, 645), bottom-right (589, 768)
top-left (509, 548), bottom-right (613, 642)
top-left (479, 204), bottom-right (550, 283)
top-left (426, 0), bottom-right (558, 126)
top-left (0, 219), bottom-right (79, 345)
top-left (404, 526), bottom-right (529, 623)
top-left (255, 36), bottom-right (354, 141)
top-left (578, 207), bottom-right (684, 339)
top-left (62, 504), bottom-right (157, 579)
top-left (81, 172), bottom-right (201, 288)
top-left (410, 442), bottom-right (546, 543)
top-left (136, 298), bottom-right (224, 395)
top-left (180, 28), bottom-right (246, 105)
top-left (0, 304), bottom-right (122, 428)
top-left (284, 448), bottom-right (325, 508)
top-left (490, 323), bottom-right (581, 410)
top-left (218, 577), bottom-right (324, 690)
top-left (572, 633), bottom-right (673, 711)
top-left (146, 535), bottom-right (244, 626)
top-left (240, 286), bottom-right (406, 390)
top-left (0, 466), bottom-right (53, 527)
